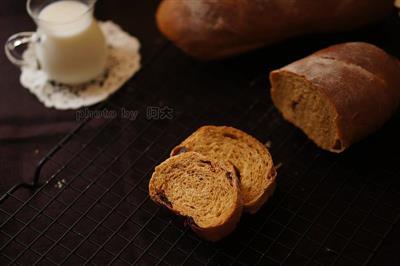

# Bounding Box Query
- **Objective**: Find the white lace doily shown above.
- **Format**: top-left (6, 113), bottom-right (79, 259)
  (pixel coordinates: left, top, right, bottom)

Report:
top-left (20, 21), bottom-right (141, 110)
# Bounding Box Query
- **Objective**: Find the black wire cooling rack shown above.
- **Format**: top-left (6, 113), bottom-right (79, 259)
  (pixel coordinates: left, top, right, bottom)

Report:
top-left (1, 44), bottom-right (400, 266)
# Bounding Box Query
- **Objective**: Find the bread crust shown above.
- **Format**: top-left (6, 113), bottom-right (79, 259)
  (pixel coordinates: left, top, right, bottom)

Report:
top-left (189, 194), bottom-right (243, 242)
top-left (270, 42), bottom-right (400, 152)
top-left (171, 126), bottom-right (276, 213)
top-left (149, 152), bottom-right (243, 241)
top-left (156, 0), bottom-right (393, 59)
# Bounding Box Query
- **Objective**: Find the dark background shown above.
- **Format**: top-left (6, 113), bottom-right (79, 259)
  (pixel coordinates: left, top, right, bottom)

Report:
top-left (1, 0), bottom-right (400, 265)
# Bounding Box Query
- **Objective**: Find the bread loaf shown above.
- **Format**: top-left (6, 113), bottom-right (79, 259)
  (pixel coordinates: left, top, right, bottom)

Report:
top-left (270, 42), bottom-right (400, 153)
top-left (149, 152), bottom-right (243, 241)
top-left (171, 126), bottom-right (276, 213)
top-left (156, 0), bottom-right (393, 60)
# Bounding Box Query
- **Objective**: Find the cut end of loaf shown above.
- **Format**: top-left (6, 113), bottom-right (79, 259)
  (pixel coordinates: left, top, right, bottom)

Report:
top-left (270, 71), bottom-right (346, 153)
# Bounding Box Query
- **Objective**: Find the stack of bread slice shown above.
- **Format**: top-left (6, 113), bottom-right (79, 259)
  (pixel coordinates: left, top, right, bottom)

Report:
top-left (149, 126), bottom-right (276, 241)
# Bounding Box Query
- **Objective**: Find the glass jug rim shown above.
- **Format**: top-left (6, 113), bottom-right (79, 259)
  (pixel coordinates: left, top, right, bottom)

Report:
top-left (27, 0), bottom-right (97, 25)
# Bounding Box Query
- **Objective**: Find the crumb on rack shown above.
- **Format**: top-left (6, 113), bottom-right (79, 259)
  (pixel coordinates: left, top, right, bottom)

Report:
top-left (54, 179), bottom-right (67, 189)
top-left (265, 140), bottom-right (272, 148)
top-left (275, 162), bottom-right (283, 170)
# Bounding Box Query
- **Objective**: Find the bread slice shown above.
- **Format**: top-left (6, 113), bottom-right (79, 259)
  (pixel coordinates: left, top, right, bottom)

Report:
top-left (171, 126), bottom-right (276, 214)
top-left (149, 151), bottom-right (243, 241)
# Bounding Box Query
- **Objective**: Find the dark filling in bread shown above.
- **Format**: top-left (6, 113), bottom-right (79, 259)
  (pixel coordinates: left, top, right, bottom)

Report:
top-left (223, 133), bottom-right (238, 140)
top-left (200, 160), bottom-right (212, 166)
top-left (226, 172), bottom-right (234, 186)
top-left (172, 146), bottom-right (189, 156)
top-left (267, 167), bottom-right (276, 180)
top-left (232, 165), bottom-right (241, 182)
top-left (156, 190), bottom-right (172, 208)
top-left (184, 216), bottom-right (199, 228)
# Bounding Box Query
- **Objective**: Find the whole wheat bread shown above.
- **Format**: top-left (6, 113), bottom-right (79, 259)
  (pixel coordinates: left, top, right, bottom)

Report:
top-left (171, 126), bottom-right (276, 214)
top-left (270, 42), bottom-right (400, 153)
top-left (149, 151), bottom-right (243, 241)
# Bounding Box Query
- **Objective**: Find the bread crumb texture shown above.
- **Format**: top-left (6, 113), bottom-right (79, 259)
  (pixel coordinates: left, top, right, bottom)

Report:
top-left (149, 152), bottom-right (241, 229)
top-left (171, 126), bottom-right (276, 212)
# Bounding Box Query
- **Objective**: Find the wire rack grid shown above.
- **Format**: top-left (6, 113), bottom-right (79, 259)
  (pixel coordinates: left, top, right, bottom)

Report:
top-left (1, 44), bottom-right (400, 266)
